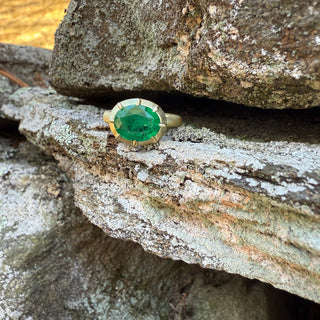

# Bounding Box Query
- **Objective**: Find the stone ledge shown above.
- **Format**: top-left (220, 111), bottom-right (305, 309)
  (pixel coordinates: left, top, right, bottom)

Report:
top-left (2, 87), bottom-right (320, 303)
top-left (50, 0), bottom-right (320, 109)
top-left (2, 135), bottom-right (283, 319)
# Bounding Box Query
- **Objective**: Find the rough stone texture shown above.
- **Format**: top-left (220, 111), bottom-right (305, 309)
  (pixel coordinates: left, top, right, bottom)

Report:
top-left (0, 134), bottom-right (292, 320)
top-left (50, 0), bottom-right (320, 109)
top-left (0, 74), bottom-right (14, 128)
top-left (2, 87), bottom-right (320, 304)
top-left (0, 43), bottom-right (51, 96)
top-left (0, 43), bottom-right (51, 127)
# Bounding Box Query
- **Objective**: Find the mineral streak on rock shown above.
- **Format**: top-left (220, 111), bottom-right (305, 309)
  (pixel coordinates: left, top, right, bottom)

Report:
top-left (2, 88), bottom-right (320, 303)
top-left (50, 0), bottom-right (320, 109)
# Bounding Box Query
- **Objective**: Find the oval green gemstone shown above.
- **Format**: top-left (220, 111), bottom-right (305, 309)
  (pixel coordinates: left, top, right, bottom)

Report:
top-left (114, 104), bottom-right (161, 141)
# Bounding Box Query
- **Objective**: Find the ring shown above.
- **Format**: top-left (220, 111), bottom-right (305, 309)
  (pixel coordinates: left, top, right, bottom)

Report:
top-left (103, 98), bottom-right (182, 146)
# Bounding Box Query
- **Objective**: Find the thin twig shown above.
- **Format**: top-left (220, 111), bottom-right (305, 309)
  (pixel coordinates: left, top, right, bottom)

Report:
top-left (0, 70), bottom-right (29, 87)
top-left (33, 71), bottom-right (48, 88)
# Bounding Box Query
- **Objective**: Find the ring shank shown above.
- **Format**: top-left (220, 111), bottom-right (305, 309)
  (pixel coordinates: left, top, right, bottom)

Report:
top-left (165, 113), bottom-right (182, 128)
top-left (103, 111), bottom-right (111, 124)
top-left (103, 111), bottom-right (182, 128)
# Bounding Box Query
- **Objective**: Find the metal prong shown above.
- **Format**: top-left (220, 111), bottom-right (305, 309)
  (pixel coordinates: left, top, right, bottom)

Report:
top-left (133, 140), bottom-right (138, 147)
top-left (152, 105), bottom-right (159, 112)
top-left (159, 123), bottom-right (167, 128)
top-left (114, 132), bottom-right (120, 139)
top-left (117, 103), bottom-right (123, 110)
top-left (103, 111), bottom-right (111, 123)
top-left (137, 98), bottom-right (141, 106)
top-left (151, 136), bottom-right (158, 143)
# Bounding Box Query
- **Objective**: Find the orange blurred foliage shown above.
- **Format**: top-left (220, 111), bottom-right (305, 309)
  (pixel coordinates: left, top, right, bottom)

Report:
top-left (0, 0), bottom-right (70, 49)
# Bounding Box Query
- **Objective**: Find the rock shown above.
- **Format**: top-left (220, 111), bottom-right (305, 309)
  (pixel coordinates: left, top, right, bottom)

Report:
top-left (0, 73), bottom-right (14, 128)
top-left (2, 87), bottom-right (320, 304)
top-left (50, 0), bottom-right (320, 109)
top-left (0, 43), bottom-right (51, 96)
top-left (0, 43), bottom-right (51, 128)
top-left (0, 133), bottom-right (289, 320)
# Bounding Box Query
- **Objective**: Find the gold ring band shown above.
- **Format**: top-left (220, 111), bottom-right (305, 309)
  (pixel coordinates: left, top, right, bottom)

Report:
top-left (103, 98), bottom-right (182, 146)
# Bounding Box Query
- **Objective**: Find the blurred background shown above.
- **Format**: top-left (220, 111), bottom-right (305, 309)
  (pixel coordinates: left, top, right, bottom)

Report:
top-left (0, 0), bottom-right (70, 49)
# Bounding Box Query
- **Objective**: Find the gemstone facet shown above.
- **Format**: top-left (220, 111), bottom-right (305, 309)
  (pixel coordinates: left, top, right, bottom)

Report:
top-left (114, 104), bottom-right (161, 142)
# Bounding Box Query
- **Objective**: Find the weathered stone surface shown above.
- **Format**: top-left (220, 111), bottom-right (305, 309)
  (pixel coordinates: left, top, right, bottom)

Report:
top-left (50, 0), bottom-right (320, 109)
top-left (0, 134), bottom-right (292, 320)
top-left (0, 43), bottom-right (51, 127)
top-left (2, 87), bottom-right (320, 304)
top-left (0, 43), bottom-right (51, 95)
top-left (0, 74), bottom-right (14, 128)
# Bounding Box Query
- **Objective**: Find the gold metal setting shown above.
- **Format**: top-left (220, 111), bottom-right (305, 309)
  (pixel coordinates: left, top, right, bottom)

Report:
top-left (103, 98), bottom-right (182, 146)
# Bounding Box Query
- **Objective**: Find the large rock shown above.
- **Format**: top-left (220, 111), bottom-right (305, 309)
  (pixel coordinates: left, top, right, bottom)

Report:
top-left (0, 133), bottom-right (289, 320)
top-left (2, 87), bottom-right (320, 304)
top-left (50, 0), bottom-right (320, 109)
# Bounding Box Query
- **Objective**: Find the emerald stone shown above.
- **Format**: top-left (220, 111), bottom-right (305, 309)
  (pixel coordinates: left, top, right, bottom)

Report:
top-left (114, 104), bottom-right (161, 141)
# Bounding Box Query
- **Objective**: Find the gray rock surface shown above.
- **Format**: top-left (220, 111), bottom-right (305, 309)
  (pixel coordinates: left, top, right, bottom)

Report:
top-left (2, 87), bottom-right (320, 304)
top-left (0, 43), bottom-right (51, 99)
top-left (50, 0), bottom-right (320, 109)
top-left (0, 43), bottom-right (51, 127)
top-left (0, 133), bottom-right (285, 320)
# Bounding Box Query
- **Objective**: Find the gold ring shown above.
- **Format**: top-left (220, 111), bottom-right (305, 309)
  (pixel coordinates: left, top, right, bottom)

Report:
top-left (103, 98), bottom-right (182, 146)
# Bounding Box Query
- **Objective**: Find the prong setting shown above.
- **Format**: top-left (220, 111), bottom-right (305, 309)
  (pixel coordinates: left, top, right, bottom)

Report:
top-left (107, 98), bottom-right (169, 146)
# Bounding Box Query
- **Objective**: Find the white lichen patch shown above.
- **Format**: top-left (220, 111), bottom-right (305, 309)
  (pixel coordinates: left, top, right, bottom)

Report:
top-left (137, 170), bottom-right (149, 182)
top-left (0, 163), bottom-right (58, 237)
top-left (259, 181), bottom-right (306, 197)
top-left (246, 178), bottom-right (260, 187)
top-left (50, 123), bottom-right (78, 146)
top-left (205, 168), bottom-right (242, 181)
top-left (117, 144), bottom-right (167, 168)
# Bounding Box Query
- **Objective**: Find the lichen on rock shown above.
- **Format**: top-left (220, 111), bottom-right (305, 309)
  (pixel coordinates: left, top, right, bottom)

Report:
top-left (1, 134), bottom-right (292, 320)
top-left (50, 0), bottom-right (320, 109)
top-left (2, 87), bottom-right (320, 305)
